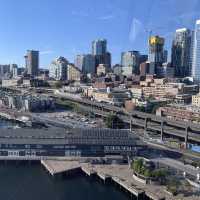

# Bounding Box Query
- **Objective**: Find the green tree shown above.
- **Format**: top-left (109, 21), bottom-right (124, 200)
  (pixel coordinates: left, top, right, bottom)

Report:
top-left (132, 159), bottom-right (144, 174)
top-left (55, 81), bottom-right (63, 88)
top-left (152, 169), bottom-right (168, 184)
top-left (105, 114), bottom-right (124, 129)
top-left (144, 169), bottom-right (152, 178)
top-left (167, 178), bottom-right (180, 195)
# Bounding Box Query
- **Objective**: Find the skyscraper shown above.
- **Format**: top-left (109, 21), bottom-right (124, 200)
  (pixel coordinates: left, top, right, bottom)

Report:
top-left (75, 54), bottom-right (96, 74)
top-left (171, 28), bottom-right (192, 77)
top-left (121, 51), bottom-right (140, 76)
top-left (10, 64), bottom-right (18, 78)
top-left (163, 50), bottom-right (168, 63)
top-left (0, 65), bottom-right (10, 79)
top-left (92, 39), bottom-right (107, 55)
top-left (49, 57), bottom-right (68, 80)
top-left (148, 36), bottom-right (165, 75)
top-left (192, 20), bottom-right (200, 82)
top-left (25, 50), bottom-right (39, 77)
top-left (92, 39), bottom-right (111, 70)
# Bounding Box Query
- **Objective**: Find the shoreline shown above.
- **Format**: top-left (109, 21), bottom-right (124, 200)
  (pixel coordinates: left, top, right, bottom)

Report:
top-left (0, 160), bottom-right (142, 200)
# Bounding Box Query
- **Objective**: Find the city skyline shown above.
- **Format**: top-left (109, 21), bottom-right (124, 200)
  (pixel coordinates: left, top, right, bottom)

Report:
top-left (0, 0), bottom-right (200, 67)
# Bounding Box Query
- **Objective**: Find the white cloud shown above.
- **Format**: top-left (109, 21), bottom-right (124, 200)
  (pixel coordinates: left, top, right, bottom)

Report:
top-left (129, 18), bottom-right (144, 43)
top-left (40, 50), bottom-right (54, 55)
top-left (98, 15), bottom-right (115, 21)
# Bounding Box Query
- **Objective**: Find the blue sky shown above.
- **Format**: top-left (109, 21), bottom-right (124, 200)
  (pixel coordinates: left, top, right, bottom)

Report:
top-left (0, 0), bottom-right (200, 68)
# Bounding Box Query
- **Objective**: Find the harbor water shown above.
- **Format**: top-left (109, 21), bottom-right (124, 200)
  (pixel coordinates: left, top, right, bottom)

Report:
top-left (0, 162), bottom-right (134, 200)
top-left (0, 120), bottom-right (139, 200)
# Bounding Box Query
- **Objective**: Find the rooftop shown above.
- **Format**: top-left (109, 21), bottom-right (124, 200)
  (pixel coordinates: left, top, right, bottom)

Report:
top-left (176, 28), bottom-right (188, 32)
top-left (0, 128), bottom-right (142, 146)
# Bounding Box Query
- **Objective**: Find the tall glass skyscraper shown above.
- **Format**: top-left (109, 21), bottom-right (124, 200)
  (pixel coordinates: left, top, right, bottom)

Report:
top-left (91, 39), bottom-right (111, 70)
top-left (92, 39), bottom-right (107, 55)
top-left (75, 54), bottom-right (96, 74)
top-left (148, 36), bottom-right (165, 75)
top-left (171, 28), bottom-right (192, 77)
top-left (192, 20), bottom-right (200, 82)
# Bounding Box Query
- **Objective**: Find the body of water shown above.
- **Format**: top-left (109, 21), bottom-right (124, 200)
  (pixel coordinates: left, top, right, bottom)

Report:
top-left (0, 120), bottom-right (142, 200)
top-left (0, 119), bottom-right (18, 128)
top-left (0, 163), bottom-right (133, 200)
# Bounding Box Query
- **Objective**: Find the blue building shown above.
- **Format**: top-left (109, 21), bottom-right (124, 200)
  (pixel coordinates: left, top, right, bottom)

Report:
top-left (192, 20), bottom-right (200, 82)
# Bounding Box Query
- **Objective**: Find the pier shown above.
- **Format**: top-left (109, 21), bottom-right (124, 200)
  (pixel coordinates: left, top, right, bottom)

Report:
top-left (41, 160), bottom-right (81, 176)
top-left (41, 159), bottom-right (173, 200)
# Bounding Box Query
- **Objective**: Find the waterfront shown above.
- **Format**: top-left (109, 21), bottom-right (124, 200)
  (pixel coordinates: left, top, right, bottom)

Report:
top-left (0, 163), bottom-right (133, 200)
top-left (0, 120), bottom-right (132, 200)
top-left (0, 119), bottom-right (17, 128)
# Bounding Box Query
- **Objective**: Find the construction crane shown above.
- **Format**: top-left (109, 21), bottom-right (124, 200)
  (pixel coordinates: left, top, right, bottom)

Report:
top-left (145, 26), bottom-right (165, 38)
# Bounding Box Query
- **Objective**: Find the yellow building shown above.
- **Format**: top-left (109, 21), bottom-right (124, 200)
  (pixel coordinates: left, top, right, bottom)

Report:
top-left (192, 93), bottom-right (200, 107)
top-left (149, 36), bottom-right (165, 45)
top-left (67, 64), bottom-right (81, 81)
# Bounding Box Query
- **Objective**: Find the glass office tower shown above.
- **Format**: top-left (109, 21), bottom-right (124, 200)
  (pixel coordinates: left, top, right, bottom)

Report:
top-left (192, 20), bottom-right (200, 82)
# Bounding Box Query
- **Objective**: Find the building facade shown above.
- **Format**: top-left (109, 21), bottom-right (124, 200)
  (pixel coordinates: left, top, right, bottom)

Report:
top-left (140, 62), bottom-right (150, 76)
top-left (75, 54), bottom-right (96, 75)
top-left (92, 39), bottom-right (111, 71)
top-left (97, 64), bottom-right (110, 76)
top-left (25, 50), bottom-right (39, 77)
top-left (192, 20), bottom-right (200, 82)
top-left (113, 64), bottom-right (122, 75)
top-left (0, 65), bottom-right (10, 79)
top-left (0, 128), bottom-right (142, 158)
top-left (192, 93), bottom-right (200, 107)
top-left (92, 39), bottom-right (107, 55)
top-left (49, 57), bottom-right (68, 81)
top-left (121, 51), bottom-right (140, 76)
top-left (10, 64), bottom-right (18, 78)
top-left (148, 36), bottom-right (165, 75)
top-left (171, 28), bottom-right (192, 77)
top-left (67, 64), bottom-right (81, 81)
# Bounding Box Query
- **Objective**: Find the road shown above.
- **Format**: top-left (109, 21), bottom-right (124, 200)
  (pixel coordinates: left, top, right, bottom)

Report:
top-left (151, 157), bottom-right (200, 178)
top-left (53, 94), bottom-right (200, 144)
top-left (32, 114), bottom-right (83, 129)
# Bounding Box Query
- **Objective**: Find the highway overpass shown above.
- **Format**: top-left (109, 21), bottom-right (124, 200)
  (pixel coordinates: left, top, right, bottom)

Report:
top-left (53, 94), bottom-right (200, 146)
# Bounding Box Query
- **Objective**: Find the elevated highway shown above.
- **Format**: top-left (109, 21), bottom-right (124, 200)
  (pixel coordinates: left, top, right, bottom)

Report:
top-left (53, 94), bottom-right (200, 146)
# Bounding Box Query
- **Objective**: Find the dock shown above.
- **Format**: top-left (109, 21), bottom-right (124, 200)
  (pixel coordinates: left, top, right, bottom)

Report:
top-left (41, 160), bottom-right (81, 176)
top-left (41, 160), bottom-right (168, 200)
top-left (41, 159), bottom-right (200, 200)
top-left (81, 166), bottom-right (97, 176)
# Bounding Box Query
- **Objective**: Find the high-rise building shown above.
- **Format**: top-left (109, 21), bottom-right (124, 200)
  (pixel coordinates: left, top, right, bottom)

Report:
top-left (140, 62), bottom-right (150, 76)
top-left (92, 39), bottom-right (107, 55)
top-left (192, 20), bottom-right (200, 82)
top-left (10, 64), bottom-right (18, 78)
top-left (121, 51), bottom-right (140, 76)
top-left (92, 39), bottom-right (111, 71)
top-left (139, 54), bottom-right (148, 64)
top-left (148, 36), bottom-right (165, 74)
top-left (171, 28), bottom-right (192, 77)
top-left (25, 50), bottom-right (39, 77)
top-left (163, 62), bottom-right (174, 78)
top-left (75, 54), bottom-right (96, 74)
top-left (95, 52), bottom-right (111, 69)
top-left (67, 64), bottom-right (81, 81)
top-left (163, 50), bottom-right (168, 63)
top-left (113, 64), bottom-right (122, 76)
top-left (49, 57), bottom-right (68, 80)
top-left (0, 65), bottom-right (10, 79)
top-left (156, 62), bottom-right (174, 78)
